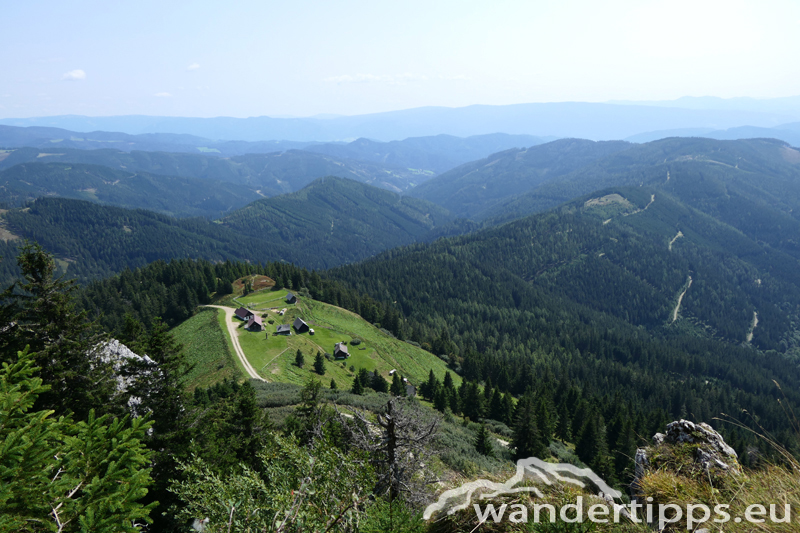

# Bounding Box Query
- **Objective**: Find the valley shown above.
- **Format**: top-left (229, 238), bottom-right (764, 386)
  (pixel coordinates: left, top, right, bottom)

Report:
top-left (4, 126), bottom-right (800, 533)
top-left (8, 4), bottom-right (800, 531)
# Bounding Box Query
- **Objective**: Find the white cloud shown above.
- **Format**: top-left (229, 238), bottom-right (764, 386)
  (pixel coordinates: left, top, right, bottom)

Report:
top-left (61, 69), bottom-right (86, 81)
top-left (154, 92), bottom-right (173, 97)
top-left (186, 63), bottom-right (200, 71)
top-left (324, 73), bottom-right (427, 85)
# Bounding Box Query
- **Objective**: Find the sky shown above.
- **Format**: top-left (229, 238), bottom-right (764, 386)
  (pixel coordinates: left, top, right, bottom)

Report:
top-left (2, 0), bottom-right (799, 118)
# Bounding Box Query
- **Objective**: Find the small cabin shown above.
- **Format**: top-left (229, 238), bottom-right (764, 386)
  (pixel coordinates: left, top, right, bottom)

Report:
top-left (286, 292), bottom-right (297, 304)
top-left (334, 342), bottom-right (350, 360)
top-left (245, 315), bottom-right (263, 332)
top-left (405, 383), bottom-right (417, 397)
top-left (309, 328), bottom-right (315, 335)
top-left (275, 324), bottom-right (291, 335)
top-left (234, 307), bottom-right (253, 321)
top-left (293, 317), bottom-right (309, 333)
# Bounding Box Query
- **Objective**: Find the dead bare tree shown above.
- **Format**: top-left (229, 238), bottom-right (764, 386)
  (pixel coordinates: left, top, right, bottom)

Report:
top-left (342, 398), bottom-right (441, 506)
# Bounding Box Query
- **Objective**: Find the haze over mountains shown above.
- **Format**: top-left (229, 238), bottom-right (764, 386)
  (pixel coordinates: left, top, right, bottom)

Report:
top-left (5, 101), bottom-right (800, 530)
top-left (4, 97), bottom-right (800, 142)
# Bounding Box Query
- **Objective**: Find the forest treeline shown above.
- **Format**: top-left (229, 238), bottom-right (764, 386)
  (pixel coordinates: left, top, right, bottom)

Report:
top-left (0, 176), bottom-right (454, 285)
top-left (0, 244), bottom-right (434, 531)
top-left (75, 242), bottom-right (800, 471)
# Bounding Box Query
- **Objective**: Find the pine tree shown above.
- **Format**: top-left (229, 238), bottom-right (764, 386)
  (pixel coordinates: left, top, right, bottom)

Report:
top-left (576, 411), bottom-right (615, 482)
top-left (371, 372), bottom-right (389, 393)
top-left (489, 389), bottom-right (504, 422)
top-left (535, 396), bottom-right (554, 445)
top-left (0, 349), bottom-right (155, 531)
top-left (483, 377), bottom-right (494, 407)
top-left (474, 424), bottom-right (495, 457)
top-left (613, 418), bottom-right (637, 481)
top-left (433, 387), bottom-right (448, 412)
top-left (501, 392), bottom-right (515, 426)
top-left (125, 317), bottom-right (193, 531)
top-left (231, 381), bottom-right (272, 466)
top-left (216, 278), bottom-right (233, 295)
top-left (330, 379), bottom-right (338, 390)
top-left (461, 381), bottom-right (485, 421)
top-left (314, 352), bottom-right (326, 375)
top-left (512, 395), bottom-right (546, 460)
top-left (555, 400), bottom-right (572, 442)
top-left (390, 373), bottom-right (406, 396)
top-left (420, 369), bottom-right (439, 401)
top-left (352, 374), bottom-right (365, 395)
top-left (295, 349), bottom-right (305, 368)
top-left (443, 371), bottom-right (454, 390)
top-left (1, 242), bottom-right (115, 420)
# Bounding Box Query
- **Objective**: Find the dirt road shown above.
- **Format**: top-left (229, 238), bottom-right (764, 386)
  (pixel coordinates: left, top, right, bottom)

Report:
top-left (206, 305), bottom-right (266, 381)
top-left (671, 276), bottom-right (693, 324)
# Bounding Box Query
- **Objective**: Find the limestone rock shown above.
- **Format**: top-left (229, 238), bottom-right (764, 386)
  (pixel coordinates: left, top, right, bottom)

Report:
top-left (662, 420), bottom-right (738, 464)
top-left (632, 419), bottom-right (740, 499)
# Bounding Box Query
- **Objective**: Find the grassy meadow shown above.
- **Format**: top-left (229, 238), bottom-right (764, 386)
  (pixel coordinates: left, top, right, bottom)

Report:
top-left (171, 307), bottom-right (241, 389)
top-left (221, 288), bottom-right (458, 389)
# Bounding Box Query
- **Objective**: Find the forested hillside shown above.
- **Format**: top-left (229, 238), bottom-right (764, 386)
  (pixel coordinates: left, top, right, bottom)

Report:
top-left (0, 162), bottom-right (260, 217)
top-left (0, 177), bottom-right (453, 285)
top-left (306, 133), bottom-right (549, 174)
top-left (0, 123), bottom-right (316, 155)
top-left (0, 125), bottom-right (550, 174)
top-left (220, 176), bottom-right (453, 266)
top-left (0, 198), bottom-right (290, 283)
top-left (0, 146), bottom-right (425, 195)
top-left (408, 138), bottom-right (630, 217)
top-left (481, 137), bottom-right (800, 223)
top-left (329, 189), bottom-right (800, 458)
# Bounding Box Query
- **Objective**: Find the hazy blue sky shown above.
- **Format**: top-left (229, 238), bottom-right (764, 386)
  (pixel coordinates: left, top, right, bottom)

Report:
top-left (2, 0), bottom-right (799, 118)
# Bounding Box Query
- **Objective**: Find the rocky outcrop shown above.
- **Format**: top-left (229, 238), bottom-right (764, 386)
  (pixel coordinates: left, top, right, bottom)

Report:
top-left (97, 339), bottom-right (158, 417)
top-left (632, 419), bottom-right (740, 498)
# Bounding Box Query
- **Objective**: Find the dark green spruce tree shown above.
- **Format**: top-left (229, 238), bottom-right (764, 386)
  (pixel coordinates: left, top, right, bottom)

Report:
top-left (512, 394), bottom-right (547, 460)
top-left (314, 352), bottom-right (326, 375)
top-left (475, 424), bottom-right (495, 457)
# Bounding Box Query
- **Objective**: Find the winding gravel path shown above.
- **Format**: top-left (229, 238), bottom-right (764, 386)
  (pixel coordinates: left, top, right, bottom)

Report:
top-left (671, 276), bottom-right (693, 324)
top-left (206, 305), bottom-right (266, 381)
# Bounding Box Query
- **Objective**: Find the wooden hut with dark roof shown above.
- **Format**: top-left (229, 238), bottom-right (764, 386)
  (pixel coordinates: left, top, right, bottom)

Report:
top-left (234, 307), bottom-right (253, 321)
top-left (245, 315), bottom-right (263, 331)
top-left (334, 342), bottom-right (350, 360)
top-left (293, 317), bottom-right (309, 333)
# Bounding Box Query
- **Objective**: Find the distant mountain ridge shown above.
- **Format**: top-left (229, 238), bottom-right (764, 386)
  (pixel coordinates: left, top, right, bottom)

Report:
top-left (305, 133), bottom-right (551, 174)
top-left (0, 125), bottom-right (550, 177)
top-left (220, 176), bottom-right (453, 266)
top-left (2, 101), bottom-right (795, 141)
top-left (480, 137), bottom-right (800, 226)
top-left (0, 146), bottom-right (427, 195)
top-left (626, 122), bottom-right (800, 146)
top-left (411, 137), bottom-right (800, 228)
top-left (0, 177), bottom-right (454, 285)
top-left (408, 139), bottom-right (631, 218)
top-left (0, 162), bottom-right (261, 218)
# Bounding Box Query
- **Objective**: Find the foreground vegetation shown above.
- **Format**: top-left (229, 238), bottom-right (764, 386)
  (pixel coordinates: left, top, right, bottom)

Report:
top-left (3, 243), bottom-right (800, 532)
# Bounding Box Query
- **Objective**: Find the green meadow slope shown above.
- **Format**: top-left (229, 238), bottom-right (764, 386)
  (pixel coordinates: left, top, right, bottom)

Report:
top-left (191, 289), bottom-right (461, 389)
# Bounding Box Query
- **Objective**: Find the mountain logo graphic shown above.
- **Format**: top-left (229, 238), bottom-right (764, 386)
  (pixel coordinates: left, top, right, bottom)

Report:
top-left (423, 457), bottom-right (622, 520)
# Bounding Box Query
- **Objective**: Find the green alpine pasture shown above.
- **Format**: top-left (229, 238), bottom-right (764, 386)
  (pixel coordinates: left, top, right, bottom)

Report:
top-left (218, 289), bottom-right (458, 389)
top-left (171, 307), bottom-right (241, 389)
top-left (236, 287), bottom-right (295, 309)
